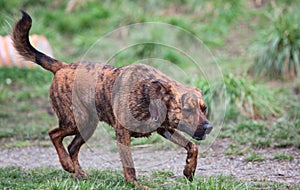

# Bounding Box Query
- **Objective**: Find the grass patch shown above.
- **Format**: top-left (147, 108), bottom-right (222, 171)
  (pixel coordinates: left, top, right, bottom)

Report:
top-left (220, 120), bottom-right (300, 149)
top-left (0, 67), bottom-right (52, 86)
top-left (221, 74), bottom-right (282, 119)
top-left (131, 134), bottom-right (164, 146)
top-left (225, 144), bottom-right (249, 156)
top-left (0, 108), bottom-right (55, 142)
top-left (2, 140), bottom-right (51, 148)
top-left (245, 153), bottom-right (265, 162)
top-left (273, 153), bottom-right (294, 161)
top-left (0, 167), bottom-right (295, 190)
top-left (0, 68), bottom-right (55, 143)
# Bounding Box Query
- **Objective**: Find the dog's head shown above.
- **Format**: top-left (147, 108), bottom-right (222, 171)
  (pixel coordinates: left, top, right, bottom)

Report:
top-left (113, 64), bottom-right (212, 139)
top-left (149, 80), bottom-right (213, 140)
top-left (177, 88), bottom-right (213, 140)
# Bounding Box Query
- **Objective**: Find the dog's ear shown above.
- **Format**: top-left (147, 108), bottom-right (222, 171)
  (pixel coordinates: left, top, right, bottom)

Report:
top-left (149, 80), bottom-right (169, 123)
top-left (151, 79), bottom-right (171, 96)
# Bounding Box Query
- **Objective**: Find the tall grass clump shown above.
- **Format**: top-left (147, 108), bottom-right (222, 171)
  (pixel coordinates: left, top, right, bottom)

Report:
top-left (197, 73), bottom-right (282, 120)
top-left (252, 6), bottom-right (300, 80)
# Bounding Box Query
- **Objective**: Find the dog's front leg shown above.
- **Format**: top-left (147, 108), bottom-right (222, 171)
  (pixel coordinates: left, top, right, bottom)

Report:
top-left (115, 123), bottom-right (142, 187)
top-left (157, 127), bottom-right (198, 181)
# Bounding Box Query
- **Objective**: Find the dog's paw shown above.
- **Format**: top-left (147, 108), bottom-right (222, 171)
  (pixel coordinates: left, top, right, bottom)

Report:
top-left (74, 170), bottom-right (89, 180)
top-left (142, 185), bottom-right (150, 190)
top-left (134, 181), bottom-right (150, 190)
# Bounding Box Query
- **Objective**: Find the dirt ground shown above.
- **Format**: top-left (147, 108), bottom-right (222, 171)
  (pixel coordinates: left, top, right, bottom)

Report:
top-left (0, 138), bottom-right (299, 186)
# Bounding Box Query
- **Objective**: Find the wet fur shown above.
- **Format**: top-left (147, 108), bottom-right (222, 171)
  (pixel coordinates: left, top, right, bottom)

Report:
top-left (13, 11), bottom-right (211, 188)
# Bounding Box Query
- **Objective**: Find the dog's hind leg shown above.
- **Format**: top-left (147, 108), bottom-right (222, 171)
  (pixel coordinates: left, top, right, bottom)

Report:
top-left (67, 121), bottom-right (97, 179)
top-left (157, 127), bottom-right (198, 181)
top-left (67, 134), bottom-right (88, 179)
top-left (48, 126), bottom-right (76, 173)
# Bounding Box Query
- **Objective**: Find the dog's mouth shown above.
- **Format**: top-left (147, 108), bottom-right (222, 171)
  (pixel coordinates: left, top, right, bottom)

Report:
top-left (192, 134), bottom-right (206, 141)
top-left (177, 121), bottom-right (213, 141)
top-left (192, 124), bottom-right (213, 141)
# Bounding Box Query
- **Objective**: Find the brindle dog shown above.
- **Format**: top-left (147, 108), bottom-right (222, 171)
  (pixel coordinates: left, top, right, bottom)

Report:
top-left (13, 11), bottom-right (213, 188)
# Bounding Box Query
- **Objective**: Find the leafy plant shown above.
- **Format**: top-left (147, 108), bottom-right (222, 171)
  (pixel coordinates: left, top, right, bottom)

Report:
top-left (252, 6), bottom-right (300, 80)
top-left (197, 73), bottom-right (282, 120)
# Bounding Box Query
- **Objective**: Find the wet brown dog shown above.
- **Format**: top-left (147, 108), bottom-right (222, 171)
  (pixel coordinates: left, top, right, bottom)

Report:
top-left (13, 11), bottom-right (213, 188)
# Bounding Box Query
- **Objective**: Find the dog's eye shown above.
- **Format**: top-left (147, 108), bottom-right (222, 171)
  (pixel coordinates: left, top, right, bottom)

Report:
top-left (203, 105), bottom-right (207, 113)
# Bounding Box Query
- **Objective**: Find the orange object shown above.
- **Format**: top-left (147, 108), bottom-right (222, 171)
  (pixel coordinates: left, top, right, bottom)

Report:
top-left (0, 34), bottom-right (53, 68)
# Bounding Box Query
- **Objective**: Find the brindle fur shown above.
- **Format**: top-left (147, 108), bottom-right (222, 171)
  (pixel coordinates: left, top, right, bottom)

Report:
top-left (12, 11), bottom-right (212, 188)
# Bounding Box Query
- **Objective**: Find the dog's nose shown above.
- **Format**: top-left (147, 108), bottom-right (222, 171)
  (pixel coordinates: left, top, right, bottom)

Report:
top-left (203, 123), bottom-right (213, 134)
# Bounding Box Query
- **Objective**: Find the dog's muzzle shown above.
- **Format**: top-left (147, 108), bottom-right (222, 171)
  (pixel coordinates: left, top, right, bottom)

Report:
top-left (193, 123), bottom-right (213, 140)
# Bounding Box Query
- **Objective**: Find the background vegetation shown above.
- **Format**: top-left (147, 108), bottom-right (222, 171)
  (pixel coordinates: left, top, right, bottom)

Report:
top-left (252, 2), bottom-right (300, 80)
top-left (0, 0), bottom-right (299, 189)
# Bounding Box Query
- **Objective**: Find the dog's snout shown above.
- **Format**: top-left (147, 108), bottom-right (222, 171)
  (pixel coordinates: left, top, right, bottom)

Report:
top-left (203, 123), bottom-right (213, 134)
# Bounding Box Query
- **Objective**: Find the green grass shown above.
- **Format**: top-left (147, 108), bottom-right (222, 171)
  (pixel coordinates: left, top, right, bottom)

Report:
top-left (2, 140), bottom-right (51, 148)
top-left (0, 68), bottom-right (55, 142)
top-left (0, 67), bottom-right (52, 85)
top-left (244, 153), bottom-right (265, 162)
top-left (273, 153), bottom-right (294, 161)
top-left (220, 120), bottom-right (300, 149)
top-left (0, 0), bottom-right (248, 62)
top-left (252, 3), bottom-right (300, 80)
top-left (0, 167), bottom-right (296, 190)
top-left (197, 74), bottom-right (283, 121)
top-left (225, 144), bottom-right (249, 156)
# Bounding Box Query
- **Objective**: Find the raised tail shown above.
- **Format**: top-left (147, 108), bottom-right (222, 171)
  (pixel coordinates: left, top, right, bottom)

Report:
top-left (12, 11), bottom-right (66, 74)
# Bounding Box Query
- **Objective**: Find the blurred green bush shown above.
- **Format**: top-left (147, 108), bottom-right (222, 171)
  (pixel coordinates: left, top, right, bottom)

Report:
top-left (252, 4), bottom-right (300, 80)
top-left (197, 73), bottom-right (283, 121)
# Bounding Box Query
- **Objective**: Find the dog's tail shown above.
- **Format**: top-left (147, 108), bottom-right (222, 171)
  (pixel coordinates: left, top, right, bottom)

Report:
top-left (12, 11), bottom-right (66, 74)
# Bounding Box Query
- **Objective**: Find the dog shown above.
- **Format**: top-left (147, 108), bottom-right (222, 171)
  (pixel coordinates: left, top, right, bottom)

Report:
top-left (12, 11), bottom-right (213, 188)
